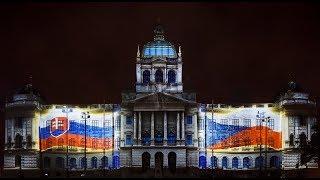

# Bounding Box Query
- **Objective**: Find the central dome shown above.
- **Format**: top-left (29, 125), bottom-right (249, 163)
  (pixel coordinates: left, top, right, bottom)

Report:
top-left (142, 24), bottom-right (177, 58)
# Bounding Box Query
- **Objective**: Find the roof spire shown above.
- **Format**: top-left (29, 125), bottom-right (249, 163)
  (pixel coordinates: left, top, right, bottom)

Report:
top-left (154, 18), bottom-right (165, 41)
top-left (178, 46), bottom-right (182, 57)
top-left (137, 45), bottom-right (140, 57)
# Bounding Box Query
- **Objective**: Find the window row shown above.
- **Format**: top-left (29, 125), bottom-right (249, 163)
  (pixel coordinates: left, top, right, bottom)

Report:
top-left (209, 156), bottom-right (280, 169)
top-left (208, 118), bottom-right (275, 130)
top-left (142, 69), bottom-right (176, 84)
top-left (44, 156), bottom-right (110, 169)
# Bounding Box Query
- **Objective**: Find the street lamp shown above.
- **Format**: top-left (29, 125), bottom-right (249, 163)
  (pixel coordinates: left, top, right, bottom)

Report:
top-left (81, 111), bottom-right (90, 176)
top-left (62, 106), bottom-right (72, 177)
top-left (256, 111), bottom-right (270, 177)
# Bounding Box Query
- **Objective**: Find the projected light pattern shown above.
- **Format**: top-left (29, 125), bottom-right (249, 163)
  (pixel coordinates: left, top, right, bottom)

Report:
top-left (39, 106), bottom-right (114, 151)
top-left (205, 107), bottom-right (282, 150)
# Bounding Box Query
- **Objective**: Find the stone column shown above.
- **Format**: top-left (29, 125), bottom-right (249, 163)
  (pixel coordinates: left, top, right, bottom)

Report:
top-left (176, 112), bottom-right (180, 145)
top-left (164, 111), bottom-right (167, 146)
top-left (181, 112), bottom-right (185, 145)
top-left (120, 114), bottom-right (125, 147)
top-left (193, 114), bottom-right (198, 147)
top-left (151, 112), bottom-right (155, 146)
top-left (138, 112), bottom-right (141, 145)
top-left (133, 112), bottom-right (137, 145)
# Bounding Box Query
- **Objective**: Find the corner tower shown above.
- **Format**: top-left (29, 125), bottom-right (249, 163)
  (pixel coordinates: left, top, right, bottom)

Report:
top-left (135, 24), bottom-right (183, 94)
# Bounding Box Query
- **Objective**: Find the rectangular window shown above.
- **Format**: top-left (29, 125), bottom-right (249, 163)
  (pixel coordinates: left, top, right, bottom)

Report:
top-left (126, 135), bottom-right (132, 145)
top-left (268, 119), bottom-right (275, 130)
top-left (186, 134), bottom-right (193, 145)
top-left (243, 119), bottom-right (251, 127)
top-left (126, 116), bottom-right (132, 125)
top-left (232, 119), bottom-right (239, 129)
top-left (46, 120), bottom-right (51, 131)
top-left (186, 115), bottom-right (193, 125)
top-left (92, 139), bottom-right (98, 149)
top-left (92, 120), bottom-right (99, 130)
top-left (256, 119), bottom-right (261, 127)
top-left (221, 119), bottom-right (228, 130)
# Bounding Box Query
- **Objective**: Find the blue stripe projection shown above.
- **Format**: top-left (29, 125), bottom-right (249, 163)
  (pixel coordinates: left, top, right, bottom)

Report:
top-left (205, 119), bottom-right (248, 146)
top-left (40, 121), bottom-right (113, 139)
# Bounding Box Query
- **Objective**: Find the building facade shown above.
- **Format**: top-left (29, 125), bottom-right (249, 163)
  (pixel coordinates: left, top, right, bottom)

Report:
top-left (3, 25), bottom-right (318, 174)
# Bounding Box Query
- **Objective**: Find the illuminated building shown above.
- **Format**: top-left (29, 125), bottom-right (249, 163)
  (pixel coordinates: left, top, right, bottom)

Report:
top-left (3, 24), bottom-right (318, 175)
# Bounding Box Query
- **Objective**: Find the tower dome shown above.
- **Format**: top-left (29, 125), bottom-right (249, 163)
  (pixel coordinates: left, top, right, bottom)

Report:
top-left (141, 24), bottom-right (177, 58)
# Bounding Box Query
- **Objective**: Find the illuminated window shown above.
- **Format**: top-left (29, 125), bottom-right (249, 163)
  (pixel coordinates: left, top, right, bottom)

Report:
top-left (232, 119), bottom-right (239, 129)
top-left (221, 119), bottom-right (228, 130)
top-left (126, 116), bottom-right (132, 125)
top-left (126, 135), bottom-right (132, 145)
top-left (186, 116), bottom-right (193, 124)
top-left (268, 119), bottom-right (274, 130)
top-left (91, 157), bottom-right (98, 169)
top-left (186, 135), bottom-right (193, 145)
top-left (103, 120), bottom-right (111, 128)
top-left (46, 120), bottom-right (51, 131)
top-left (143, 70), bottom-right (150, 84)
top-left (92, 120), bottom-right (98, 130)
top-left (104, 139), bottom-right (110, 148)
top-left (232, 157), bottom-right (238, 169)
top-left (243, 119), bottom-right (251, 127)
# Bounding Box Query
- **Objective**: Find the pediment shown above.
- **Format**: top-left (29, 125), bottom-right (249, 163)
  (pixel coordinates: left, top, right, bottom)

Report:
top-left (123, 92), bottom-right (197, 111)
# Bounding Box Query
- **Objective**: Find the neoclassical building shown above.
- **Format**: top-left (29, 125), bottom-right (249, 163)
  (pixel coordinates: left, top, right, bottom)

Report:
top-left (3, 24), bottom-right (318, 176)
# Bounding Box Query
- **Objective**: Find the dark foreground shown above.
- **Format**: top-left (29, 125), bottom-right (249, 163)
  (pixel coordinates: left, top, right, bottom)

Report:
top-left (2, 167), bottom-right (320, 178)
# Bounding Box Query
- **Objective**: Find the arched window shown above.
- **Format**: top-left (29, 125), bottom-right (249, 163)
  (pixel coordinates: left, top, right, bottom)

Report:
top-left (15, 134), bottom-right (23, 148)
top-left (44, 157), bottom-right (51, 169)
top-left (270, 156), bottom-right (280, 168)
top-left (155, 69), bottom-right (163, 83)
top-left (81, 157), bottom-right (87, 169)
top-left (255, 156), bottom-right (264, 168)
top-left (243, 157), bottom-right (251, 169)
top-left (222, 157), bottom-right (228, 169)
top-left (101, 156), bottom-right (108, 168)
top-left (91, 157), bottom-right (98, 169)
top-left (211, 156), bottom-right (218, 168)
top-left (232, 157), bottom-right (239, 169)
top-left (113, 155), bottom-right (119, 169)
top-left (56, 157), bottom-right (65, 169)
top-left (70, 158), bottom-right (77, 169)
top-left (168, 70), bottom-right (176, 84)
top-left (289, 133), bottom-right (294, 146)
top-left (143, 70), bottom-right (150, 84)
top-left (299, 132), bottom-right (307, 148)
top-left (199, 156), bottom-right (206, 169)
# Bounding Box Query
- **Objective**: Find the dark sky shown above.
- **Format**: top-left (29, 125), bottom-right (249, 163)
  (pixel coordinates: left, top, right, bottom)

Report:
top-left (1, 2), bottom-right (320, 105)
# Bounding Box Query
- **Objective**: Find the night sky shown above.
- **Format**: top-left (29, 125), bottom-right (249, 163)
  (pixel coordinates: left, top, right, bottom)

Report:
top-left (1, 2), bottom-right (320, 159)
top-left (1, 2), bottom-right (320, 105)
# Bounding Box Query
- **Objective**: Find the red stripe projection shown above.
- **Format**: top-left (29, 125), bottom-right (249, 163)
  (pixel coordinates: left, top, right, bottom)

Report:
top-left (40, 133), bottom-right (113, 150)
top-left (210, 126), bottom-right (282, 150)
